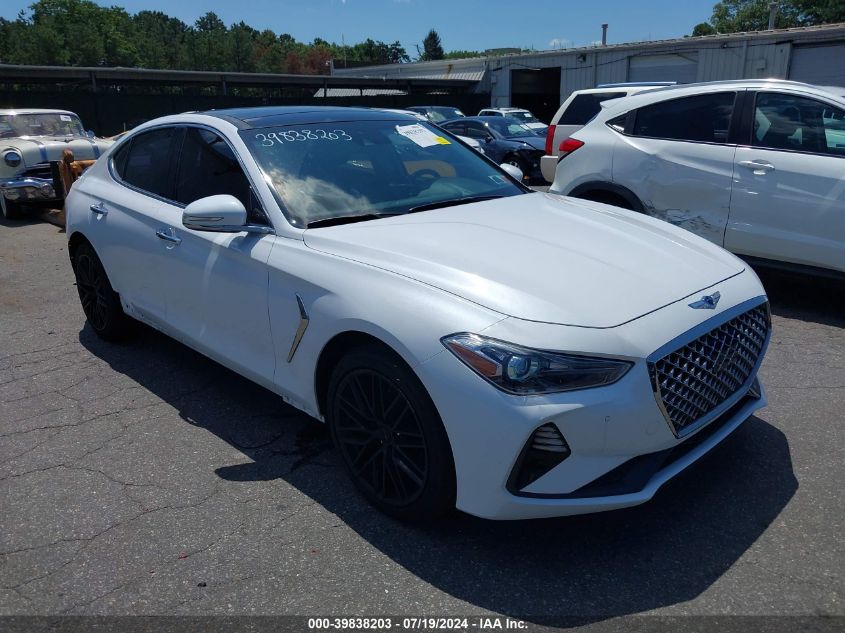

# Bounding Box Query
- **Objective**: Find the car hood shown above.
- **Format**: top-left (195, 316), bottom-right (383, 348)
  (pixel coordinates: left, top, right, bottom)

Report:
top-left (504, 136), bottom-right (545, 151)
top-left (3, 136), bottom-right (112, 167)
top-left (303, 194), bottom-right (744, 328)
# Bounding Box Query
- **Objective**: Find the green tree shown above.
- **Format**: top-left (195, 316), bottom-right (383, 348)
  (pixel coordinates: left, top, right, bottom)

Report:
top-left (387, 41), bottom-right (410, 63)
top-left (0, 1), bottom-right (417, 73)
top-left (696, 0), bottom-right (845, 34)
top-left (131, 11), bottom-right (190, 69)
top-left (691, 22), bottom-right (717, 36)
top-left (444, 49), bottom-right (484, 59)
top-left (418, 29), bottom-right (444, 61)
top-left (253, 29), bottom-right (284, 73)
top-left (228, 21), bottom-right (257, 72)
top-left (190, 10), bottom-right (227, 70)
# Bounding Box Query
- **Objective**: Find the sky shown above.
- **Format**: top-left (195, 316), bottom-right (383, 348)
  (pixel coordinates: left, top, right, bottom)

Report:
top-left (1, 0), bottom-right (717, 55)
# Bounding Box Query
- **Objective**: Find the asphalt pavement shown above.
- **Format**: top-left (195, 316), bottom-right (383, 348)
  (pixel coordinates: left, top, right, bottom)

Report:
top-left (0, 216), bottom-right (843, 629)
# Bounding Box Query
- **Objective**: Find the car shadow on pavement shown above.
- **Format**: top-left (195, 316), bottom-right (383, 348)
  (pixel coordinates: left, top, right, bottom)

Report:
top-left (0, 214), bottom-right (45, 229)
top-left (754, 267), bottom-right (845, 328)
top-left (80, 323), bottom-right (797, 626)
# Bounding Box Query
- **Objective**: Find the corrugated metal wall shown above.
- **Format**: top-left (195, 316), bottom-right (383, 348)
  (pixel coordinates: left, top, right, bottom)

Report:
top-left (336, 25), bottom-right (845, 112)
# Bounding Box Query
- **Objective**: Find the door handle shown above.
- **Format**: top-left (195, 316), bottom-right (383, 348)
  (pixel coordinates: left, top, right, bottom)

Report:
top-left (89, 202), bottom-right (108, 215)
top-left (155, 228), bottom-right (182, 245)
top-left (738, 160), bottom-right (775, 175)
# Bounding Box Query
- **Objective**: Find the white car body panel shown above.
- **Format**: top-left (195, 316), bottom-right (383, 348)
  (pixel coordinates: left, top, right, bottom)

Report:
top-left (726, 145), bottom-right (845, 271)
top-left (541, 86), bottom-right (665, 183)
top-left (611, 135), bottom-right (737, 245)
top-left (303, 194), bottom-right (744, 328)
top-left (65, 109), bottom-right (770, 520)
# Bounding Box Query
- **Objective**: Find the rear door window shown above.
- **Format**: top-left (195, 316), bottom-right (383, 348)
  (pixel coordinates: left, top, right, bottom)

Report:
top-left (632, 92), bottom-right (737, 143)
top-left (560, 92), bottom-right (627, 125)
top-left (462, 122), bottom-right (489, 139)
top-left (119, 127), bottom-right (178, 198)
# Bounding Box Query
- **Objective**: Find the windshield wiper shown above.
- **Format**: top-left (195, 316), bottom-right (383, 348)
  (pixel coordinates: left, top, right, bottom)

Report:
top-left (407, 195), bottom-right (506, 214)
top-left (306, 213), bottom-right (400, 228)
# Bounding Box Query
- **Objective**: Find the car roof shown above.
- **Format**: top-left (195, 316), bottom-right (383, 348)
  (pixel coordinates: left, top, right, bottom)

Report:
top-left (481, 107), bottom-right (528, 112)
top-left (594, 78), bottom-right (845, 121)
top-left (569, 86), bottom-right (661, 96)
top-left (454, 115), bottom-right (536, 128)
top-left (199, 106), bottom-right (419, 129)
top-left (0, 108), bottom-right (77, 116)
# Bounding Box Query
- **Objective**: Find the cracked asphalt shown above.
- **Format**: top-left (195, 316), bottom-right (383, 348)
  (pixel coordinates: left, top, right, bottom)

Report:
top-left (0, 216), bottom-right (843, 625)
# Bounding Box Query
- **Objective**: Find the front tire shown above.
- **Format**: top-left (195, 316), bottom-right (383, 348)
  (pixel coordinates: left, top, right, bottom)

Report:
top-left (327, 345), bottom-right (456, 522)
top-left (71, 242), bottom-right (132, 341)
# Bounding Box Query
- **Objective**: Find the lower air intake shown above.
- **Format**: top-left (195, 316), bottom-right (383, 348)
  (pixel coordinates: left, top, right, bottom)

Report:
top-left (507, 423), bottom-right (571, 493)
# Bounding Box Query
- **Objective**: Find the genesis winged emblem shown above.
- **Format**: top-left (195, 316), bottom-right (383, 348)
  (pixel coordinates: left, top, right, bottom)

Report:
top-left (689, 291), bottom-right (721, 310)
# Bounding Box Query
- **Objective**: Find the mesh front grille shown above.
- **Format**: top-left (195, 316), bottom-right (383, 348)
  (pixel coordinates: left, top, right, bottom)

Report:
top-left (650, 303), bottom-right (770, 436)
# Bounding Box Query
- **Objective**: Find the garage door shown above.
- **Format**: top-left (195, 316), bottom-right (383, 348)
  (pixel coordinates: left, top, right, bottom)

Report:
top-left (789, 44), bottom-right (845, 87)
top-left (629, 53), bottom-right (698, 84)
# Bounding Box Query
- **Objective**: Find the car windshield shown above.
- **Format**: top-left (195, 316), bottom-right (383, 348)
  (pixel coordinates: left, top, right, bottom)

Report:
top-left (511, 111), bottom-right (542, 124)
top-left (0, 112), bottom-right (85, 138)
top-left (240, 119), bottom-right (526, 227)
top-left (486, 117), bottom-right (536, 139)
top-left (424, 107), bottom-right (465, 122)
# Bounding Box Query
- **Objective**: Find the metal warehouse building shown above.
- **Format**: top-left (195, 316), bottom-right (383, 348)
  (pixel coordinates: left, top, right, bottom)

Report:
top-left (333, 23), bottom-right (845, 122)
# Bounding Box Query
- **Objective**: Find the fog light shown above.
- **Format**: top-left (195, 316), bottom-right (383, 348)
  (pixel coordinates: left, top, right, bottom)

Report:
top-left (507, 423), bottom-right (571, 493)
top-left (38, 183), bottom-right (55, 198)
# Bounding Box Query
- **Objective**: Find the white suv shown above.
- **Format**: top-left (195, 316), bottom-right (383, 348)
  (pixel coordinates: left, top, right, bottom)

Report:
top-left (540, 83), bottom-right (673, 182)
top-left (550, 79), bottom-right (845, 279)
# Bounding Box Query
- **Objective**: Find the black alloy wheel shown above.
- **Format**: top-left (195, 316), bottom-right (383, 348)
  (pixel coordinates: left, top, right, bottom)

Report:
top-left (327, 346), bottom-right (455, 521)
top-left (72, 242), bottom-right (131, 341)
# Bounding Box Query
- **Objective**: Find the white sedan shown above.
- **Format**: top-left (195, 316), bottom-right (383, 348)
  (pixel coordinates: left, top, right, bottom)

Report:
top-left (65, 107), bottom-right (771, 521)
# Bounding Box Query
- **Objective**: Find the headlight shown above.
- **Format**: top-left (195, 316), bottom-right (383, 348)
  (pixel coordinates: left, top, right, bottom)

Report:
top-left (441, 333), bottom-right (632, 395)
top-left (3, 150), bottom-right (22, 168)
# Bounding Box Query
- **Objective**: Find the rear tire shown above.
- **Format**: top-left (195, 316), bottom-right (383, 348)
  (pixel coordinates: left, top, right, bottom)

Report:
top-left (71, 242), bottom-right (132, 342)
top-left (1, 197), bottom-right (23, 220)
top-left (327, 344), bottom-right (456, 522)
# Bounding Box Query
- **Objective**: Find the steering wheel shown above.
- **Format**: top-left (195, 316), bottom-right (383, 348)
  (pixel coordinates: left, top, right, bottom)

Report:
top-left (412, 168), bottom-right (441, 180)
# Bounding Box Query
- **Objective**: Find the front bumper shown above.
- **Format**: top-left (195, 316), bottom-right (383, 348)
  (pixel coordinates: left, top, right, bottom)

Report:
top-left (415, 271), bottom-right (769, 520)
top-left (1, 176), bottom-right (58, 203)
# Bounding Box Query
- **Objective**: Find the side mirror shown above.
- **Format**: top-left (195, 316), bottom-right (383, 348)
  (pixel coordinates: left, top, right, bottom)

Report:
top-left (499, 163), bottom-right (524, 182)
top-left (182, 194), bottom-right (271, 234)
top-left (485, 135), bottom-right (494, 143)
top-left (85, 130), bottom-right (96, 138)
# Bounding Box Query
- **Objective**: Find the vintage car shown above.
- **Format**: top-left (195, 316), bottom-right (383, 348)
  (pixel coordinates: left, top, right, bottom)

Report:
top-left (0, 109), bottom-right (112, 219)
